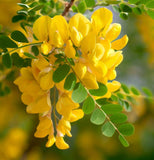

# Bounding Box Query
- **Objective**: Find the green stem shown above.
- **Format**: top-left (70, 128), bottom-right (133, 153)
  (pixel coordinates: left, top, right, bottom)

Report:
top-left (8, 42), bottom-right (43, 54)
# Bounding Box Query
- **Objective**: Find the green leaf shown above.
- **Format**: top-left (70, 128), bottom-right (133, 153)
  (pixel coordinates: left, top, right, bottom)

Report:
top-left (17, 10), bottom-right (28, 16)
top-left (0, 35), bottom-right (18, 48)
top-left (72, 5), bottom-right (78, 12)
top-left (117, 93), bottom-right (125, 99)
top-left (24, 52), bottom-right (37, 59)
top-left (146, 0), bottom-right (154, 19)
top-left (112, 5), bottom-right (121, 12)
top-left (142, 87), bottom-right (153, 97)
top-left (110, 95), bottom-right (118, 102)
top-left (119, 12), bottom-right (128, 20)
top-left (12, 15), bottom-right (26, 23)
top-left (72, 83), bottom-right (87, 103)
top-left (29, 4), bottom-right (44, 13)
top-left (82, 96), bottom-right (95, 114)
top-left (121, 84), bottom-right (130, 94)
top-left (90, 108), bottom-right (106, 125)
top-left (78, 0), bottom-right (87, 13)
top-left (123, 100), bottom-right (132, 112)
top-left (110, 113), bottom-right (128, 124)
top-left (11, 52), bottom-right (31, 67)
top-left (17, 3), bottom-right (30, 9)
top-left (89, 83), bottom-right (107, 96)
top-left (120, 3), bottom-right (132, 12)
top-left (53, 64), bottom-right (70, 83)
top-left (128, 0), bottom-right (140, 4)
top-left (101, 122), bottom-right (115, 137)
top-left (11, 30), bottom-right (28, 43)
top-left (101, 104), bottom-right (123, 114)
top-left (131, 86), bottom-right (140, 95)
top-left (119, 135), bottom-right (129, 147)
top-left (126, 96), bottom-right (136, 104)
top-left (64, 72), bottom-right (76, 91)
top-left (85, 0), bottom-right (95, 7)
top-left (31, 46), bottom-right (39, 56)
top-left (96, 98), bottom-right (108, 105)
top-left (118, 123), bottom-right (134, 136)
top-left (2, 53), bottom-right (12, 68)
top-left (132, 7), bottom-right (142, 15)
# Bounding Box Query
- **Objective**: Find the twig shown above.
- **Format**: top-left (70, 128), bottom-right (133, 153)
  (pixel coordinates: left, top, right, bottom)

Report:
top-left (62, 0), bottom-right (75, 16)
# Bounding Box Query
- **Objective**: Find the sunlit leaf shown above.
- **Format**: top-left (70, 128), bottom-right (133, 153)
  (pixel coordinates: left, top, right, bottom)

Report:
top-left (72, 83), bottom-right (87, 103)
top-left (82, 96), bottom-right (95, 114)
top-left (119, 135), bottom-right (129, 147)
top-left (118, 123), bottom-right (134, 136)
top-left (101, 104), bottom-right (123, 114)
top-left (101, 122), bottom-right (115, 137)
top-left (90, 108), bottom-right (106, 125)
top-left (110, 113), bottom-right (128, 124)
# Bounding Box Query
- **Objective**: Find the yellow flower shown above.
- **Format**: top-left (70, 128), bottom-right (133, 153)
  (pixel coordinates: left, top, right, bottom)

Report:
top-left (69, 13), bottom-right (91, 47)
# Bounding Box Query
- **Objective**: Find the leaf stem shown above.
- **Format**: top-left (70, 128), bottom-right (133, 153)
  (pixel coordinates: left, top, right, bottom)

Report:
top-left (62, 0), bottom-right (75, 16)
top-left (8, 42), bottom-right (43, 54)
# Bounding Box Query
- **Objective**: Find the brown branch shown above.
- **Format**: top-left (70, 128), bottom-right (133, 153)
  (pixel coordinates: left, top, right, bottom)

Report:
top-left (62, 0), bottom-right (75, 16)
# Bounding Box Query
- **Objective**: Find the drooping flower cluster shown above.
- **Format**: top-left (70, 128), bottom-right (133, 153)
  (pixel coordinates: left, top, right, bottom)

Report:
top-left (14, 8), bottom-right (128, 149)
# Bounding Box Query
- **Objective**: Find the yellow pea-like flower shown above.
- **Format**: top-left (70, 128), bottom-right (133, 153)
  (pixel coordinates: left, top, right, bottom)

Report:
top-left (46, 135), bottom-right (56, 148)
top-left (91, 7), bottom-right (113, 35)
top-left (69, 13), bottom-right (91, 46)
top-left (33, 16), bottom-right (52, 42)
top-left (55, 136), bottom-right (69, 150)
top-left (111, 35), bottom-right (128, 50)
top-left (69, 109), bottom-right (84, 122)
top-left (39, 70), bottom-right (54, 91)
top-left (105, 23), bottom-right (121, 42)
top-left (82, 71), bottom-right (98, 89)
top-left (26, 94), bottom-right (51, 114)
top-left (64, 40), bottom-right (76, 58)
top-left (49, 15), bottom-right (69, 47)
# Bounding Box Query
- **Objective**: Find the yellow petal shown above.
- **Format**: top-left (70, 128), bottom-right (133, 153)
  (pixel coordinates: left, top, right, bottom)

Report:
top-left (39, 70), bottom-right (54, 90)
top-left (73, 62), bottom-right (87, 79)
top-left (21, 93), bottom-right (33, 105)
top-left (56, 94), bottom-right (79, 118)
top-left (104, 51), bottom-right (123, 69)
top-left (82, 71), bottom-right (98, 89)
top-left (91, 8), bottom-right (113, 35)
top-left (33, 16), bottom-right (52, 41)
top-left (111, 35), bottom-right (128, 50)
top-left (105, 23), bottom-right (121, 42)
top-left (69, 13), bottom-right (91, 38)
top-left (107, 69), bottom-right (116, 80)
top-left (49, 15), bottom-right (69, 47)
top-left (69, 109), bottom-right (84, 122)
top-left (27, 94), bottom-right (51, 114)
top-left (64, 40), bottom-right (76, 58)
top-left (46, 135), bottom-right (56, 148)
top-left (34, 127), bottom-right (51, 138)
top-left (89, 62), bottom-right (107, 81)
top-left (32, 55), bottom-right (50, 71)
top-left (81, 31), bottom-right (96, 55)
top-left (55, 136), bottom-right (69, 150)
top-left (107, 80), bottom-right (121, 92)
top-left (37, 116), bottom-right (52, 131)
top-left (69, 27), bottom-right (83, 47)
top-left (41, 42), bottom-right (52, 55)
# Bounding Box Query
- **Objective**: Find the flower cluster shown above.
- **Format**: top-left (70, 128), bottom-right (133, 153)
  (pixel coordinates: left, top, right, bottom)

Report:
top-left (14, 8), bottom-right (128, 149)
